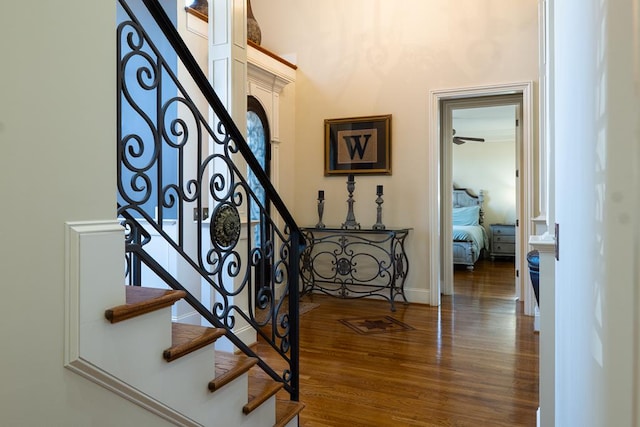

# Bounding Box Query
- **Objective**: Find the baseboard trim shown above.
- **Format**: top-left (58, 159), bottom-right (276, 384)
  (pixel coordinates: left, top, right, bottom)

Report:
top-left (215, 323), bottom-right (257, 352)
top-left (403, 287), bottom-right (431, 305)
top-left (66, 357), bottom-right (199, 427)
top-left (173, 310), bottom-right (202, 325)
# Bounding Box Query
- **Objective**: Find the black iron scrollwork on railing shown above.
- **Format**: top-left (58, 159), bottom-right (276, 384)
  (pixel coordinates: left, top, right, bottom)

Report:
top-left (116, 0), bottom-right (303, 400)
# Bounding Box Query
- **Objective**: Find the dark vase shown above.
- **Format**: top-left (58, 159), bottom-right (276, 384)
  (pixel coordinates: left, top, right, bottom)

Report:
top-left (247, 0), bottom-right (262, 45)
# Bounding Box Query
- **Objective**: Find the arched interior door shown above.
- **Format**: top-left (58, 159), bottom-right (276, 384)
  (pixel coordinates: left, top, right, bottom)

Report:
top-left (246, 96), bottom-right (272, 299)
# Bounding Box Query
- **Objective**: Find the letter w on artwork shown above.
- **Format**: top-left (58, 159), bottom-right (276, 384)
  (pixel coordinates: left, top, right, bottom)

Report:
top-left (337, 129), bottom-right (378, 164)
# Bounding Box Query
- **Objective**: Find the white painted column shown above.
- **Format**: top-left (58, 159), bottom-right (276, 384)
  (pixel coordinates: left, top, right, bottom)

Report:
top-left (209, 0), bottom-right (249, 214)
top-left (208, 0), bottom-right (253, 346)
top-left (173, 5), bottom-right (211, 325)
top-left (210, 0), bottom-right (248, 127)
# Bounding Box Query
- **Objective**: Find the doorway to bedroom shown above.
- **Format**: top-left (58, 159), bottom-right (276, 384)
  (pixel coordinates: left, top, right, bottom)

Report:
top-left (428, 82), bottom-right (535, 314)
top-left (450, 100), bottom-right (518, 298)
top-left (443, 94), bottom-right (522, 298)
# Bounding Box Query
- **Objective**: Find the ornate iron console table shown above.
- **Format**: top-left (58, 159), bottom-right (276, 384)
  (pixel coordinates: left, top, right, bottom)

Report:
top-left (300, 227), bottom-right (411, 311)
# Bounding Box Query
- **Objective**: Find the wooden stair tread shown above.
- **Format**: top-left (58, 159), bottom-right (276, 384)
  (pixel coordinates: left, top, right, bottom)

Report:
top-left (105, 287), bottom-right (296, 422)
top-left (105, 286), bottom-right (186, 323)
top-left (209, 352), bottom-right (258, 392)
top-left (243, 373), bottom-right (284, 414)
top-left (163, 323), bottom-right (226, 362)
top-left (274, 399), bottom-right (305, 427)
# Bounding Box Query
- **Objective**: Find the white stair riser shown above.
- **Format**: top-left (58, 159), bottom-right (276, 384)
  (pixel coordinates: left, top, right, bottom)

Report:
top-left (66, 221), bottom-right (280, 426)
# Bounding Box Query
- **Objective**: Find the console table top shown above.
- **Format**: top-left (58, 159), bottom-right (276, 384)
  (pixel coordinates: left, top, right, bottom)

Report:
top-left (301, 226), bottom-right (412, 233)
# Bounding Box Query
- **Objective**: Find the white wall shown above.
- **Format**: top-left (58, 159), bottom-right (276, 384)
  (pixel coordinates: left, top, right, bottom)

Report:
top-left (552, 0), bottom-right (640, 425)
top-left (0, 1), bottom-right (170, 425)
top-left (251, 0), bottom-right (539, 301)
top-left (453, 141), bottom-right (516, 227)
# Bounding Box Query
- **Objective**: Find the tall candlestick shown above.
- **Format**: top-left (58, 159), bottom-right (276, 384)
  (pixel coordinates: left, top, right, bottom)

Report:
top-left (316, 191), bottom-right (325, 228)
top-left (342, 173), bottom-right (360, 229)
top-left (372, 193), bottom-right (385, 230)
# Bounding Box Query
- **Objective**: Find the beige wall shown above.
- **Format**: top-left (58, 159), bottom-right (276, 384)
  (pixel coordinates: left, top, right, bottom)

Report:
top-left (252, 0), bottom-right (539, 301)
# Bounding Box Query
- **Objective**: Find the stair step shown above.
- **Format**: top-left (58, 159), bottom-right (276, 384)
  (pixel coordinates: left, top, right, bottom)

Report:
top-left (103, 286), bottom-right (301, 424)
top-left (104, 286), bottom-right (186, 324)
top-left (243, 373), bottom-right (284, 414)
top-left (275, 399), bottom-right (305, 427)
top-left (163, 323), bottom-right (226, 362)
top-left (209, 352), bottom-right (258, 392)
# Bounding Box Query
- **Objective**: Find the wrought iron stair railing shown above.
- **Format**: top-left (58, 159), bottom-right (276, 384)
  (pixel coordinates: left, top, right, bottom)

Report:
top-left (116, 0), bottom-right (304, 401)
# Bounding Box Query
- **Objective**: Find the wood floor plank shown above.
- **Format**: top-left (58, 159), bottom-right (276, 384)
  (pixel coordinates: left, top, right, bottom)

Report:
top-left (257, 258), bottom-right (538, 426)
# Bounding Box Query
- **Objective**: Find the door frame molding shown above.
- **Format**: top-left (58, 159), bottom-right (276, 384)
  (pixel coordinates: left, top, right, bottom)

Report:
top-left (427, 81), bottom-right (535, 315)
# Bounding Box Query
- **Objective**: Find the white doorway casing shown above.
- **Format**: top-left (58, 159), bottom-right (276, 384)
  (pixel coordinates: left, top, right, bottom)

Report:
top-left (428, 82), bottom-right (535, 315)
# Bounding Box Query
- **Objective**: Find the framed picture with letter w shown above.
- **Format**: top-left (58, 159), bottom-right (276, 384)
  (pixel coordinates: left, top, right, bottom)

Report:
top-left (324, 114), bottom-right (392, 175)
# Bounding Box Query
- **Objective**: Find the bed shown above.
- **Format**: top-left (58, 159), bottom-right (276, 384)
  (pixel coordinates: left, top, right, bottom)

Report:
top-left (452, 188), bottom-right (488, 270)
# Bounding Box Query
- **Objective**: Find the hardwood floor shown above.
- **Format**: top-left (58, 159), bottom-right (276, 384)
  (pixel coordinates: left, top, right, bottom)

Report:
top-left (258, 258), bottom-right (539, 426)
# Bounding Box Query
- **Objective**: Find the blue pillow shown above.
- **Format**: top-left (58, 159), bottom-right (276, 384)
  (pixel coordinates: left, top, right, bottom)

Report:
top-left (452, 206), bottom-right (480, 226)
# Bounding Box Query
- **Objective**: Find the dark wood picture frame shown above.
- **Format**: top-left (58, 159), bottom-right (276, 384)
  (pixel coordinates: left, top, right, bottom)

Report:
top-left (324, 114), bottom-right (392, 176)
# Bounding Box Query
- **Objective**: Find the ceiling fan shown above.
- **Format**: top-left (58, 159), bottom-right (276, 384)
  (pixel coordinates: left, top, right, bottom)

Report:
top-left (452, 129), bottom-right (485, 145)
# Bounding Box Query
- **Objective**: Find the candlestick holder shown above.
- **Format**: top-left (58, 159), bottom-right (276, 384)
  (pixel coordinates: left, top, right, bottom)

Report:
top-left (372, 194), bottom-right (385, 230)
top-left (341, 175), bottom-right (360, 229)
top-left (316, 193), bottom-right (325, 229)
